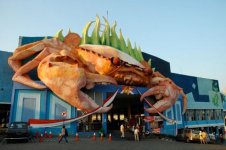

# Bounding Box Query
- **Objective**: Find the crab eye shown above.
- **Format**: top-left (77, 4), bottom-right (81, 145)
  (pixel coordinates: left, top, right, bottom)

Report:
top-left (144, 68), bottom-right (153, 75)
top-left (111, 57), bottom-right (121, 66)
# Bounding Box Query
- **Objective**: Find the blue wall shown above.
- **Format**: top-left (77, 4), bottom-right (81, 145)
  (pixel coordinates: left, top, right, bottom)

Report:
top-left (170, 73), bottom-right (224, 137)
top-left (171, 73), bottom-right (223, 109)
top-left (0, 51), bottom-right (13, 104)
top-left (10, 82), bottom-right (77, 136)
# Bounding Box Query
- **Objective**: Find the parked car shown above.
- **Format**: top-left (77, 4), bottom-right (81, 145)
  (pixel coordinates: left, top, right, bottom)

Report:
top-left (176, 128), bottom-right (216, 144)
top-left (176, 128), bottom-right (201, 143)
top-left (5, 122), bottom-right (31, 142)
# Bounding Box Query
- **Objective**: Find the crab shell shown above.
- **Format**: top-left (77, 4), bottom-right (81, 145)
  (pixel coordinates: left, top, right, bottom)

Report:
top-left (79, 44), bottom-right (145, 69)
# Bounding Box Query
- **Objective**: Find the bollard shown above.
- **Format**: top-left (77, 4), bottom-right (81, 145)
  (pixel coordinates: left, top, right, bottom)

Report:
top-left (49, 131), bottom-right (52, 139)
top-left (92, 132), bottom-right (96, 141)
top-left (108, 133), bottom-right (112, 142)
top-left (75, 133), bottom-right (79, 141)
top-left (39, 134), bottom-right (43, 142)
top-left (35, 131), bottom-right (39, 139)
top-left (44, 131), bottom-right (48, 138)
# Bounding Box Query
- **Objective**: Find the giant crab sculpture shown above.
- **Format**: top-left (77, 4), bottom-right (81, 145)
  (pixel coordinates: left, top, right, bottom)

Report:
top-left (8, 16), bottom-right (187, 117)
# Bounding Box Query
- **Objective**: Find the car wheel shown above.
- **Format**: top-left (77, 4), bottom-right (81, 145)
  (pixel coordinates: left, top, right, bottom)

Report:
top-left (186, 138), bottom-right (190, 143)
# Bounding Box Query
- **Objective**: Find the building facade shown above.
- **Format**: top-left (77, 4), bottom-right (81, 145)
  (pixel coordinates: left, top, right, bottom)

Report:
top-left (0, 51), bottom-right (13, 130)
top-left (169, 73), bottom-right (225, 137)
top-left (1, 36), bottom-right (225, 138)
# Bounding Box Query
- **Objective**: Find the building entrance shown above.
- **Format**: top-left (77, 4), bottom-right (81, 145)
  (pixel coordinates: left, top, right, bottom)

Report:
top-left (0, 104), bottom-right (10, 129)
top-left (107, 93), bottom-right (144, 131)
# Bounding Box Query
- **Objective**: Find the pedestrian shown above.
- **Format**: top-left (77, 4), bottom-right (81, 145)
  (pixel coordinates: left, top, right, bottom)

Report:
top-left (120, 123), bottom-right (125, 138)
top-left (58, 125), bottom-right (68, 143)
top-left (142, 125), bottom-right (145, 138)
top-left (199, 131), bottom-right (203, 144)
top-left (202, 131), bottom-right (207, 144)
top-left (219, 134), bottom-right (223, 144)
top-left (134, 127), bottom-right (139, 141)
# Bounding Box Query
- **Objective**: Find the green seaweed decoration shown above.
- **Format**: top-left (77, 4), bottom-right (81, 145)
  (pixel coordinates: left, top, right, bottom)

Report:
top-left (80, 15), bottom-right (144, 62)
top-left (54, 29), bottom-right (65, 41)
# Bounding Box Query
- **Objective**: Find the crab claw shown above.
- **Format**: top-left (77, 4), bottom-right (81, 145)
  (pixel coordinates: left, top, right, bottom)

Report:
top-left (38, 51), bottom-right (117, 113)
top-left (140, 85), bottom-right (174, 113)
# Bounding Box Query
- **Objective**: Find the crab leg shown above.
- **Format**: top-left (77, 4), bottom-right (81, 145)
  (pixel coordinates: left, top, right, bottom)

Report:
top-left (38, 52), bottom-right (116, 113)
top-left (8, 41), bottom-right (45, 71)
top-left (141, 81), bottom-right (187, 114)
top-left (144, 98), bottom-right (173, 114)
top-left (151, 76), bottom-right (187, 114)
top-left (9, 38), bottom-right (71, 89)
top-left (179, 89), bottom-right (187, 114)
top-left (12, 47), bottom-right (62, 89)
top-left (140, 85), bottom-right (174, 113)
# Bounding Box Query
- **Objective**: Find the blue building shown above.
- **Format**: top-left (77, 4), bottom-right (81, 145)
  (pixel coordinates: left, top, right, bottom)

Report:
top-left (167, 73), bottom-right (225, 137)
top-left (0, 51), bottom-right (13, 129)
top-left (1, 36), bottom-right (225, 138)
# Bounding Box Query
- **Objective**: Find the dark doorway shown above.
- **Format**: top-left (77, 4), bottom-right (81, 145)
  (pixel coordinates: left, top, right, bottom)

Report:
top-left (107, 93), bottom-right (144, 131)
top-left (0, 104), bottom-right (10, 128)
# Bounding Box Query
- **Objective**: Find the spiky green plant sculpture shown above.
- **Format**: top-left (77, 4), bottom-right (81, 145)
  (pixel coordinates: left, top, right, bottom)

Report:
top-left (80, 16), bottom-right (144, 62)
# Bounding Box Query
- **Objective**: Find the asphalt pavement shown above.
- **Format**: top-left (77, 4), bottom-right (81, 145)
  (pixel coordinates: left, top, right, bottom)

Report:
top-left (1, 135), bottom-right (226, 150)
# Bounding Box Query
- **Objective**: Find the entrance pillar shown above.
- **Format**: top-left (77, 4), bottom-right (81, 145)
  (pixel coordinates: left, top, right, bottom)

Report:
top-left (144, 103), bottom-right (151, 132)
top-left (102, 113), bottom-right (107, 134)
top-left (102, 93), bottom-right (107, 134)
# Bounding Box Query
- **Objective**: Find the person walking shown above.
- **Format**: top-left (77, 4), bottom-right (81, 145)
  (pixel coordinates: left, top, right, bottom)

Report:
top-left (58, 125), bottom-right (68, 143)
top-left (199, 131), bottom-right (203, 144)
top-left (120, 123), bottom-right (125, 138)
top-left (202, 130), bottom-right (207, 144)
top-left (134, 127), bottom-right (139, 141)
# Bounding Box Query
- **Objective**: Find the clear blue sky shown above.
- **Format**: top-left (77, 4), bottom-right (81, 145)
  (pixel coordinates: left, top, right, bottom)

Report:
top-left (0, 0), bottom-right (226, 94)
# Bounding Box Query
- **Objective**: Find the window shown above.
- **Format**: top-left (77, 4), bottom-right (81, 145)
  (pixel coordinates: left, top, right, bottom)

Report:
top-left (209, 110), bottom-right (214, 120)
top-left (119, 114), bottom-right (125, 121)
top-left (214, 110), bottom-right (222, 120)
top-left (16, 91), bottom-right (41, 122)
top-left (196, 109), bottom-right (205, 120)
top-left (176, 103), bottom-right (182, 123)
top-left (185, 109), bottom-right (195, 121)
top-left (206, 109), bottom-right (210, 120)
top-left (113, 114), bottom-right (118, 120)
top-left (21, 98), bottom-right (36, 122)
top-left (108, 114), bottom-right (111, 122)
top-left (166, 108), bottom-right (174, 125)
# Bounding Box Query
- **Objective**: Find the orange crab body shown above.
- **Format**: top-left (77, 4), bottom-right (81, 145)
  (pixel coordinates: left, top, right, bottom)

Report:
top-left (8, 33), bottom-right (187, 115)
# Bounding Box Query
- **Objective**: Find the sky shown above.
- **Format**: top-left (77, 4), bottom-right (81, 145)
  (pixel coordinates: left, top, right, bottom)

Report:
top-left (0, 0), bottom-right (226, 94)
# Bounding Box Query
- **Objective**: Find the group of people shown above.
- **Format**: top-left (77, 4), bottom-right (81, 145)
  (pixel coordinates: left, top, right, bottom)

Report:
top-left (120, 123), bottom-right (144, 141)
